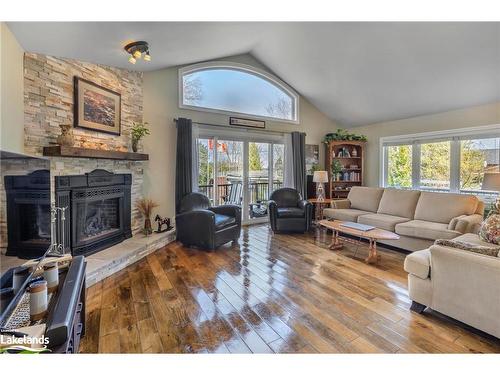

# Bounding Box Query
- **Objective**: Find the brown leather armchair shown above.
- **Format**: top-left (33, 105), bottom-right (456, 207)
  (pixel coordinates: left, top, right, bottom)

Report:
top-left (268, 188), bottom-right (312, 233)
top-left (175, 192), bottom-right (241, 250)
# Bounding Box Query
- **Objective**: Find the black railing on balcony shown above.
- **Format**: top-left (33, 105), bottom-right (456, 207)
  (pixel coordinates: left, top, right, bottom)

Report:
top-left (198, 181), bottom-right (283, 206)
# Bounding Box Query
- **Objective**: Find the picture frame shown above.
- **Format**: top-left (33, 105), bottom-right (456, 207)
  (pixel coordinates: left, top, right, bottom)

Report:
top-left (74, 77), bottom-right (121, 135)
top-left (229, 117), bottom-right (265, 129)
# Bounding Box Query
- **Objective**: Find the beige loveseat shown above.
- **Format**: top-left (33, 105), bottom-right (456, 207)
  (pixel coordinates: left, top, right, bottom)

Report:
top-left (323, 187), bottom-right (484, 252)
top-left (404, 233), bottom-right (500, 338)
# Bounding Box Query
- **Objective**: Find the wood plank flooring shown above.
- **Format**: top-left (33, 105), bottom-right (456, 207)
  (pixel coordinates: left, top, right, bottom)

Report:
top-left (79, 224), bottom-right (500, 353)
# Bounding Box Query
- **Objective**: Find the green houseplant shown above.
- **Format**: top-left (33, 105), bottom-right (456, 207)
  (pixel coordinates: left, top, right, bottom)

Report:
top-left (131, 122), bottom-right (151, 152)
top-left (324, 129), bottom-right (367, 143)
top-left (331, 159), bottom-right (343, 181)
top-left (309, 164), bottom-right (321, 175)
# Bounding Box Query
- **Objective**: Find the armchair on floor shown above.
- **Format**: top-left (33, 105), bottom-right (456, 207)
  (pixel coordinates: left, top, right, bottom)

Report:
top-left (268, 188), bottom-right (313, 233)
top-left (175, 192), bottom-right (241, 250)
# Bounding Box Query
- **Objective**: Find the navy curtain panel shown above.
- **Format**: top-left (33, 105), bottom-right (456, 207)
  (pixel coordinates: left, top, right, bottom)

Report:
top-left (175, 118), bottom-right (193, 213)
top-left (291, 131), bottom-right (307, 198)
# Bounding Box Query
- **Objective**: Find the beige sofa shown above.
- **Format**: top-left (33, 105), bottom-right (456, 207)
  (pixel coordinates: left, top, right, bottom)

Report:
top-left (323, 187), bottom-right (484, 252)
top-left (404, 233), bottom-right (500, 338)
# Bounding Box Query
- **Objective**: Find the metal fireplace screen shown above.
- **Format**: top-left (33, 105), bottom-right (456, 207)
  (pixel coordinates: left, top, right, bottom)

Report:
top-left (55, 169), bottom-right (132, 257)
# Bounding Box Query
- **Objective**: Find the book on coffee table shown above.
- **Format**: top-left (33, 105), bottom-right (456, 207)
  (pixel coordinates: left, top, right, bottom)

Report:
top-left (340, 222), bottom-right (375, 231)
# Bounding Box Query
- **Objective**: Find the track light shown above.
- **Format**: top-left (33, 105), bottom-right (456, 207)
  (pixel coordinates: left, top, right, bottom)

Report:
top-left (128, 55), bottom-right (136, 64)
top-left (144, 51), bottom-right (151, 62)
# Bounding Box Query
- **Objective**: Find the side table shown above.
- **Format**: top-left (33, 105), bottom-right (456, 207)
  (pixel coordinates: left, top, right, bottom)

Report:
top-left (308, 198), bottom-right (334, 222)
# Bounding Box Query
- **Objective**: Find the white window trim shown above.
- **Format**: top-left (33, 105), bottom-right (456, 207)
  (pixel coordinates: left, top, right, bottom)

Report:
top-left (379, 124), bottom-right (500, 193)
top-left (178, 61), bottom-right (300, 124)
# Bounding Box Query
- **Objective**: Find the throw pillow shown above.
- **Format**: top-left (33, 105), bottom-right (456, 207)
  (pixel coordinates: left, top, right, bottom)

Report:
top-left (435, 239), bottom-right (500, 257)
top-left (479, 213), bottom-right (500, 245)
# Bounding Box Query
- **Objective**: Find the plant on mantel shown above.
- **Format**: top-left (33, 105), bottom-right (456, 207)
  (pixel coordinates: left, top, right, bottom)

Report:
top-left (131, 122), bottom-right (151, 152)
top-left (324, 128), bottom-right (367, 143)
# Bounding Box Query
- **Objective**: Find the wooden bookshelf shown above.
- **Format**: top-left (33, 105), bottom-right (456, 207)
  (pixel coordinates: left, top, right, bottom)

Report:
top-left (325, 140), bottom-right (366, 199)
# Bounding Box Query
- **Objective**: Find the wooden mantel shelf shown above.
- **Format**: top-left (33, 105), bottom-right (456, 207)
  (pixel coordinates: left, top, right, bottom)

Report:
top-left (43, 145), bottom-right (149, 161)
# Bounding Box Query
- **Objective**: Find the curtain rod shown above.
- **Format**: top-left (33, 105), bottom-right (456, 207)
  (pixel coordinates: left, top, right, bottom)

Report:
top-left (173, 118), bottom-right (292, 135)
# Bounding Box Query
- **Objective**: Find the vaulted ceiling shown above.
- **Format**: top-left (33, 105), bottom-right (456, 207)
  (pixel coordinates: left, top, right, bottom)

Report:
top-left (7, 22), bottom-right (500, 127)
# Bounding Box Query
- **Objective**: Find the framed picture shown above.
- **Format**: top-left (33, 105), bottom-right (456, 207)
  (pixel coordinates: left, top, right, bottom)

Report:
top-left (306, 144), bottom-right (320, 174)
top-left (229, 117), bottom-right (265, 129)
top-left (74, 77), bottom-right (121, 135)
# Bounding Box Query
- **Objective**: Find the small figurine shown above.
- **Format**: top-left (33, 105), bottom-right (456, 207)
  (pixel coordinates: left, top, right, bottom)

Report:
top-left (155, 214), bottom-right (173, 233)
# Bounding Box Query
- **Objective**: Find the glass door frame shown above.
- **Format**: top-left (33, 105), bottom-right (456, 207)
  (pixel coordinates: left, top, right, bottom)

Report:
top-left (195, 126), bottom-right (286, 225)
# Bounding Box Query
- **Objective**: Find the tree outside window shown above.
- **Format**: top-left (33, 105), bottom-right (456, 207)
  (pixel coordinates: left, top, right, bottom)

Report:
top-left (387, 145), bottom-right (412, 188)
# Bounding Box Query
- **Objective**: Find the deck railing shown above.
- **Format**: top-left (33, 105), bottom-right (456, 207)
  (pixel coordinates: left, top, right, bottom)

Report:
top-left (198, 181), bottom-right (283, 206)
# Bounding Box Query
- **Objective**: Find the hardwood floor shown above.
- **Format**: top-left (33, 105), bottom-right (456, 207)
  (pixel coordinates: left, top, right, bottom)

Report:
top-left (79, 224), bottom-right (500, 353)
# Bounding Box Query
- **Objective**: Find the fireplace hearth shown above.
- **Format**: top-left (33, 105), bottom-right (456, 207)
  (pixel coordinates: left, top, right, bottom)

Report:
top-left (55, 169), bottom-right (132, 257)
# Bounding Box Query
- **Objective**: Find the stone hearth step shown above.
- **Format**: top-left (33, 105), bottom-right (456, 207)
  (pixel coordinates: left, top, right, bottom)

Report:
top-left (85, 229), bottom-right (176, 286)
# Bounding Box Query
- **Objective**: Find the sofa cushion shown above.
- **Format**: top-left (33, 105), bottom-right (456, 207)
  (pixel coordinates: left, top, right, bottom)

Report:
top-left (347, 187), bottom-right (384, 213)
top-left (277, 207), bottom-right (304, 219)
top-left (395, 220), bottom-right (461, 240)
top-left (358, 213), bottom-right (410, 232)
top-left (414, 192), bottom-right (478, 224)
top-left (214, 214), bottom-right (236, 229)
top-left (377, 189), bottom-right (421, 219)
top-left (404, 249), bottom-right (431, 279)
top-left (323, 208), bottom-right (371, 222)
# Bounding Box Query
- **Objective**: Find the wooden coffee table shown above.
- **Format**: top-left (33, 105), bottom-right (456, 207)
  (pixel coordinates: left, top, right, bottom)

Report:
top-left (318, 219), bottom-right (400, 264)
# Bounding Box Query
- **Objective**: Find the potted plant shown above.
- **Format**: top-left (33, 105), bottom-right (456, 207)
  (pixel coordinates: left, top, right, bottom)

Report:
top-left (331, 159), bottom-right (343, 181)
top-left (131, 122), bottom-right (151, 152)
top-left (309, 164), bottom-right (321, 175)
top-left (135, 198), bottom-right (159, 235)
top-left (324, 129), bottom-right (367, 143)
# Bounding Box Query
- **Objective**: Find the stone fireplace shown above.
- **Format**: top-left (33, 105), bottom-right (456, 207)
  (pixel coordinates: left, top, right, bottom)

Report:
top-left (55, 169), bottom-right (132, 257)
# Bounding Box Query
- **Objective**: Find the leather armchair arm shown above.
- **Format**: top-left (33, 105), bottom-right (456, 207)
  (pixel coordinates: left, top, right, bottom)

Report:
top-left (268, 200), bottom-right (278, 231)
top-left (298, 200), bottom-right (313, 231)
top-left (175, 209), bottom-right (215, 245)
top-left (297, 199), bottom-right (311, 210)
top-left (332, 199), bottom-right (351, 209)
top-left (209, 205), bottom-right (242, 224)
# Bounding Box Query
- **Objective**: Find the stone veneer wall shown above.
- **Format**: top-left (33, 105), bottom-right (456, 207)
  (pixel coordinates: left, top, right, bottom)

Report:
top-left (23, 53), bottom-right (145, 235)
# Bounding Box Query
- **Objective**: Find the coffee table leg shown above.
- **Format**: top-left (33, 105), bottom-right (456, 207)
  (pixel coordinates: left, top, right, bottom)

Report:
top-left (329, 229), bottom-right (343, 250)
top-left (365, 239), bottom-right (380, 264)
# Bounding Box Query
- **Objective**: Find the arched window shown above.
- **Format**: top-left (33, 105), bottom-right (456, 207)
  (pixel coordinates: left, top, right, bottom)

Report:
top-left (179, 62), bottom-right (299, 123)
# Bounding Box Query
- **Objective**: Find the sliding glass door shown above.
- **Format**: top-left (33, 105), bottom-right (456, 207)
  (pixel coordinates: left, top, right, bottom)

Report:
top-left (196, 132), bottom-right (285, 224)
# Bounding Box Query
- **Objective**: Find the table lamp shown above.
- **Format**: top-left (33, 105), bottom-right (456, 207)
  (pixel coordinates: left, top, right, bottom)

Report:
top-left (481, 172), bottom-right (500, 214)
top-left (313, 171), bottom-right (329, 201)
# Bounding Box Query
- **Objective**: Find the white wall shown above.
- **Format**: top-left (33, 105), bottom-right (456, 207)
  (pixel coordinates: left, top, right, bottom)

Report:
top-left (0, 22), bottom-right (25, 153)
top-left (348, 102), bottom-right (500, 187)
top-left (143, 54), bottom-right (338, 218)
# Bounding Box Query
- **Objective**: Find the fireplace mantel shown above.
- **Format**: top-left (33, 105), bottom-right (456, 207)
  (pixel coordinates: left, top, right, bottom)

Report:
top-left (43, 146), bottom-right (149, 161)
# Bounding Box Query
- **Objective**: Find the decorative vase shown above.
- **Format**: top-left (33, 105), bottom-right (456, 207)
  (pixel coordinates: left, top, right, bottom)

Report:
top-left (143, 217), bottom-right (153, 236)
top-left (57, 124), bottom-right (74, 146)
top-left (132, 138), bottom-right (139, 152)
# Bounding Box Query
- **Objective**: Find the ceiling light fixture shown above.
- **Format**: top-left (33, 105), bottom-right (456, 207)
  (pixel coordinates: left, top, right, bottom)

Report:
top-left (124, 41), bottom-right (150, 64)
